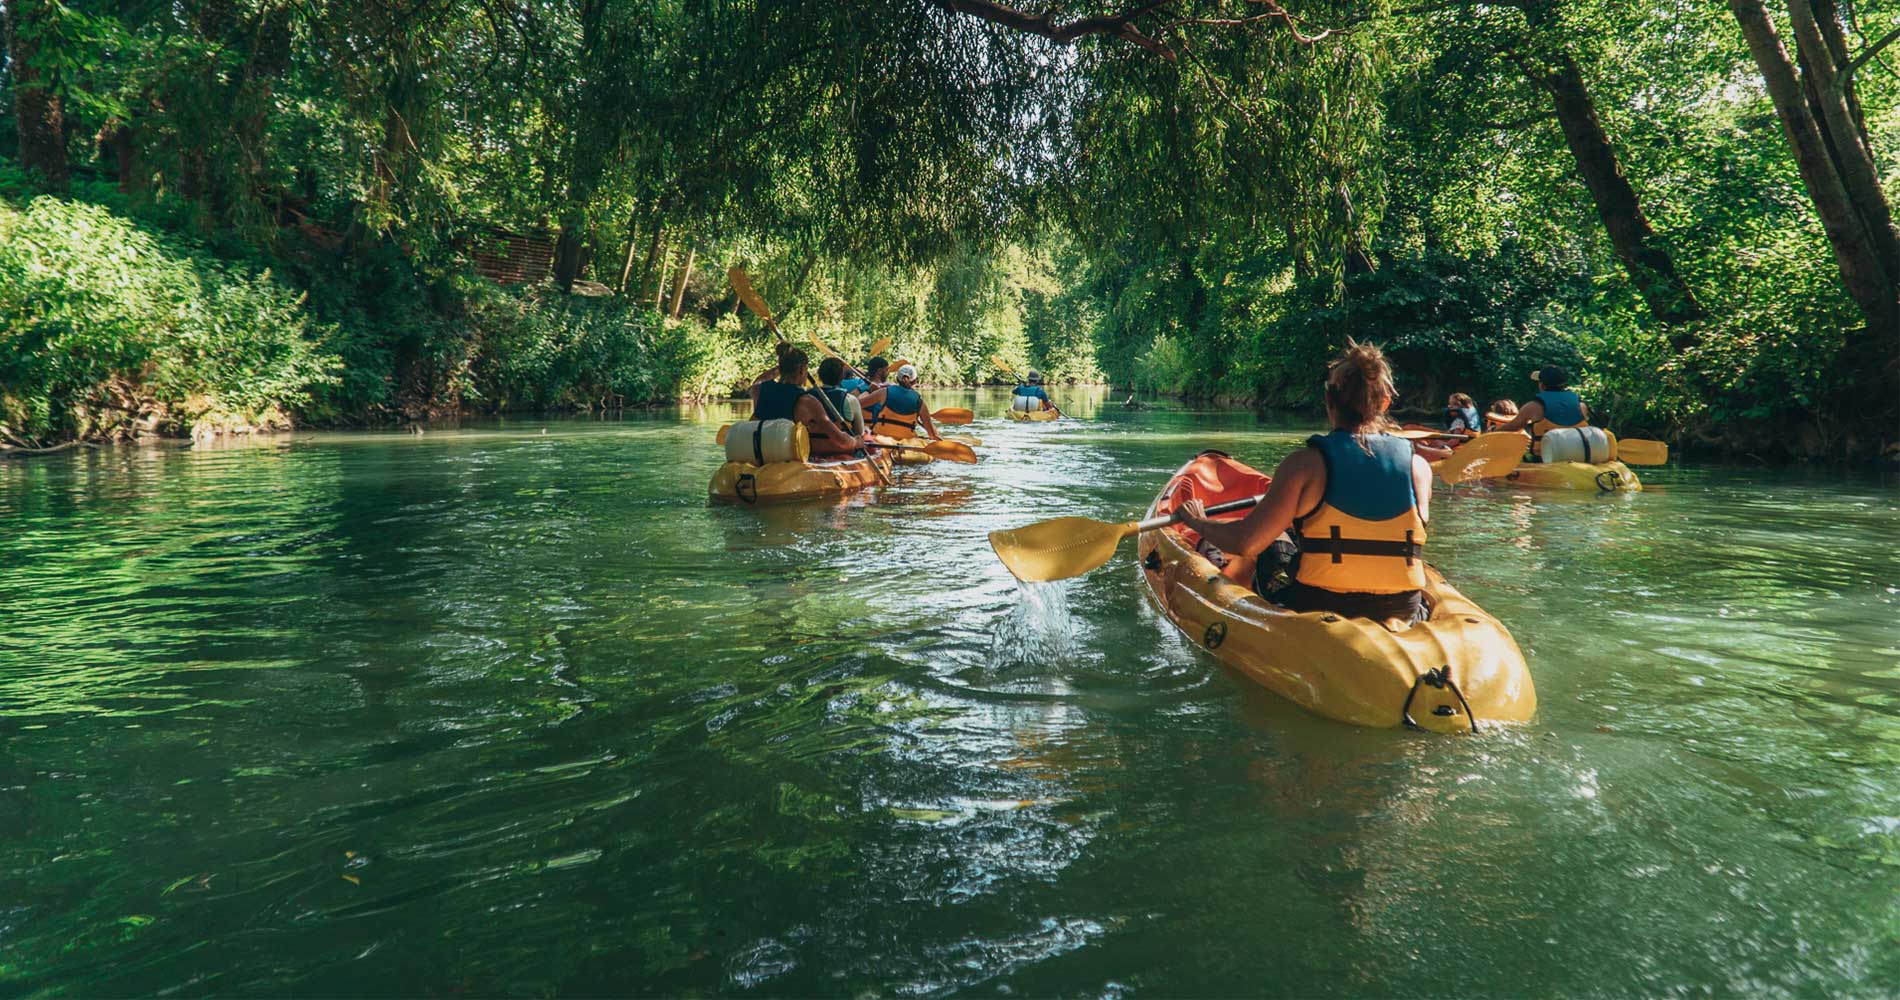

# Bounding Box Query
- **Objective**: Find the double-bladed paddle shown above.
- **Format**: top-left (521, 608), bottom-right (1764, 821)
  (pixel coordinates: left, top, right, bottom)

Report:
top-left (989, 496), bottom-right (1263, 583)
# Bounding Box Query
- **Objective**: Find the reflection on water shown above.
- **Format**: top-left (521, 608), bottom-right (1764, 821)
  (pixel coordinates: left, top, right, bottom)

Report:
top-left (2, 387), bottom-right (1897, 995)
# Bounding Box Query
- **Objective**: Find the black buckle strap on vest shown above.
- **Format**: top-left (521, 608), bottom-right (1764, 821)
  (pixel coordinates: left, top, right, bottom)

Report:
top-left (1306, 525), bottom-right (1423, 564)
top-left (1401, 666), bottom-right (1481, 734)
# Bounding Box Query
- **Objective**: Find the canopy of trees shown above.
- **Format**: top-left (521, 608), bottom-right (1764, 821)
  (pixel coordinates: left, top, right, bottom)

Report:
top-left (2, 0), bottom-right (1895, 457)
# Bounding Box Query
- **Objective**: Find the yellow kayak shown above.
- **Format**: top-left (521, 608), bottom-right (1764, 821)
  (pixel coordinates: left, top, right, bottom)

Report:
top-left (1005, 408), bottom-right (1060, 421)
top-left (1506, 460), bottom-right (1641, 492)
top-left (709, 449), bottom-right (892, 504)
top-left (1139, 451), bottom-right (1536, 733)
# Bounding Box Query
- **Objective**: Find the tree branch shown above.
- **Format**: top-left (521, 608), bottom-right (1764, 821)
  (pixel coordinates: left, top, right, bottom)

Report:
top-left (931, 0), bottom-right (1178, 57)
top-left (1847, 24), bottom-right (1900, 75)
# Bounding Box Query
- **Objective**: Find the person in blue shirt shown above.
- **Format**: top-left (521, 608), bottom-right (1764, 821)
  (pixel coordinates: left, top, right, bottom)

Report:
top-left (839, 356), bottom-right (889, 423)
top-left (1011, 370), bottom-right (1057, 413)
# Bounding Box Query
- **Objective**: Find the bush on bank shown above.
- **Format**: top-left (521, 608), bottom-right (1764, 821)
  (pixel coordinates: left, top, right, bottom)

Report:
top-left (0, 177), bottom-right (761, 448)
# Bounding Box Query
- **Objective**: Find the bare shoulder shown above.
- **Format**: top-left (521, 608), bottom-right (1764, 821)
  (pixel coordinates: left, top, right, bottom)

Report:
top-left (1275, 446), bottom-right (1324, 483)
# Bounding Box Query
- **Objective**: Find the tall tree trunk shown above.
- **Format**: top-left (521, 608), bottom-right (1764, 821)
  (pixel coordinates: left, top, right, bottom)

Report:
top-left (4, 0), bottom-right (69, 187)
top-left (615, 200), bottom-right (649, 294)
top-left (1788, 0), bottom-right (1900, 283)
top-left (669, 246), bottom-right (696, 318)
top-left (639, 222), bottom-right (666, 303)
top-left (1520, 39), bottom-right (1705, 338)
top-left (1732, 0), bottom-right (1899, 335)
top-left (553, 221), bottom-right (585, 292)
top-left (653, 240), bottom-right (672, 310)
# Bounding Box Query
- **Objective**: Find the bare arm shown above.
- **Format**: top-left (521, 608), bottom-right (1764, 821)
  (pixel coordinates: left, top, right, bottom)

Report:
top-left (1179, 449), bottom-right (1324, 557)
top-left (916, 402), bottom-right (941, 441)
top-left (856, 385), bottom-right (887, 409)
top-left (796, 396), bottom-right (858, 449)
top-left (1413, 454), bottom-right (1433, 524)
top-left (1491, 400), bottom-right (1543, 434)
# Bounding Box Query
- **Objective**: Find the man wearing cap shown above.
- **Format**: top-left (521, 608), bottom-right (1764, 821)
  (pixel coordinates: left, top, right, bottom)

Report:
top-left (1490, 365), bottom-right (1614, 464)
top-left (868, 363), bottom-right (943, 442)
top-left (1010, 370), bottom-right (1058, 414)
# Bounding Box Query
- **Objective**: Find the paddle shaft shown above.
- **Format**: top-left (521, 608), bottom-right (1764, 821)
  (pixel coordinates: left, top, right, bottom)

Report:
top-left (1134, 494), bottom-right (1262, 533)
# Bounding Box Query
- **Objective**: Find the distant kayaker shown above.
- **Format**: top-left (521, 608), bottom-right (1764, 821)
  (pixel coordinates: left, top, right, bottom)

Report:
top-left (1446, 393), bottom-right (1481, 434)
top-left (1490, 366), bottom-right (1612, 463)
top-left (1011, 371), bottom-right (1057, 414)
top-left (1412, 392), bottom-right (1481, 462)
top-left (840, 355), bottom-right (889, 422)
top-left (1177, 340), bottom-right (1433, 626)
top-left (868, 364), bottom-right (943, 442)
top-left (1485, 398), bottom-right (1519, 432)
top-left (749, 347), bottom-right (859, 456)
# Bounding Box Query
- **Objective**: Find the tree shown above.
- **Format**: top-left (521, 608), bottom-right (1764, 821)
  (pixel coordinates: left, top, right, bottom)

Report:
top-left (1732, 0), bottom-right (1899, 337)
top-left (4, 0), bottom-right (70, 186)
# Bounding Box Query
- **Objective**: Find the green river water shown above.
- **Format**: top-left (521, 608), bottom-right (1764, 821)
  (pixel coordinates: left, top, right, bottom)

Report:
top-left (4, 387), bottom-right (1898, 996)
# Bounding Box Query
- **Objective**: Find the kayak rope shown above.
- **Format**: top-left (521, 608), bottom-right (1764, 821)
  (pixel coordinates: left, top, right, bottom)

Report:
top-left (1595, 469), bottom-right (1623, 492)
top-left (1401, 666), bottom-right (1481, 734)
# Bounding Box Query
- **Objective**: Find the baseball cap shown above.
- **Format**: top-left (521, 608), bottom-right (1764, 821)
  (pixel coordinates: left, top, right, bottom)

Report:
top-left (895, 364), bottom-right (918, 381)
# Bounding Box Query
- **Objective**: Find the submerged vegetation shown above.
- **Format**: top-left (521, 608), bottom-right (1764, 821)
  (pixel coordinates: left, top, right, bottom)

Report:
top-left (1, 0), bottom-right (1894, 457)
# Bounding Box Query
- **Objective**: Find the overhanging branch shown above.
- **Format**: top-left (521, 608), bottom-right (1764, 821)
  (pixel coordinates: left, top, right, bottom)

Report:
top-left (931, 0), bottom-right (1179, 57)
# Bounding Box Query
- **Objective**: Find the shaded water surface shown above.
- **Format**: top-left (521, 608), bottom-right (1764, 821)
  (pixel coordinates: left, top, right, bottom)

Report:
top-left (3, 389), bottom-right (1898, 995)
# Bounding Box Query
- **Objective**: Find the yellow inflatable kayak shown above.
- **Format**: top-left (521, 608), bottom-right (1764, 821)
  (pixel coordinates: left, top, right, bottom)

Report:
top-left (1005, 408), bottom-right (1060, 421)
top-left (1506, 460), bottom-right (1641, 492)
top-left (709, 449), bottom-right (892, 504)
top-left (1138, 451), bottom-right (1536, 733)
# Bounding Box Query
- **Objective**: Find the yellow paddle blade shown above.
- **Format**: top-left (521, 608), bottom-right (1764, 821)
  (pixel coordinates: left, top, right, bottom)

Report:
top-left (989, 517), bottom-right (1138, 582)
top-left (869, 435), bottom-right (979, 464)
top-left (807, 331), bottom-right (835, 357)
top-left (932, 407), bottom-right (974, 424)
top-left (715, 423), bottom-right (731, 445)
top-left (990, 354), bottom-right (1018, 379)
top-left (1617, 438), bottom-right (1669, 464)
top-left (728, 267), bottom-right (775, 326)
top-left (1435, 432), bottom-right (1527, 485)
top-left (941, 435), bottom-right (982, 447)
top-left (868, 336), bottom-right (891, 358)
top-left (924, 440), bottom-right (978, 464)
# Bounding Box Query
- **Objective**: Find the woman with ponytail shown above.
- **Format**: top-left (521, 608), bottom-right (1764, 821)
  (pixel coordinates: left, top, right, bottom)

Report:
top-left (1178, 340), bottom-right (1435, 625)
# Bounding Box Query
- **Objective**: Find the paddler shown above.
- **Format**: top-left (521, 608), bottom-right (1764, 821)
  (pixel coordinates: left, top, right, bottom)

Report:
top-left (839, 355), bottom-right (889, 422)
top-left (1010, 370), bottom-right (1057, 414)
top-left (1177, 340), bottom-right (1433, 625)
top-left (868, 363), bottom-right (943, 442)
top-left (816, 356), bottom-right (869, 439)
top-left (1446, 393), bottom-right (1481, 434)
top-left (1488, 365), bottom-right (1612, 463)
top-left (748, 347), bottom-right (860, 456)
top-left (1485, 398), bottom-right (1519, 431)
top-left (1413, 391), bottom-right (1482, 461)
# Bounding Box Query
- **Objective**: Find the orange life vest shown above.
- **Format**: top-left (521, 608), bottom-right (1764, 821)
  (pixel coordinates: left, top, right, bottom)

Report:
top-left (1294, 431), bottom-right (1428, 595)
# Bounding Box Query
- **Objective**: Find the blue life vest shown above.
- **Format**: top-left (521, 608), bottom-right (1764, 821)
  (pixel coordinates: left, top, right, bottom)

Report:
top-left (754, 380), bottom-right (810, 422)
top-left (840, 377), bottom-right (873, 394)
top-left (1013, 385), bottom-right (1049, 401)
top-left (882, 384), bottom-right (922, 416)
top-left (1447, 405), bottom-right (1480, 432)
top-left (1534, 390), bottom-right (1585, 428)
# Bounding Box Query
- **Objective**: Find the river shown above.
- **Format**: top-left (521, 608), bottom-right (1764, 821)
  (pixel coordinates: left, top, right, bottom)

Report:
top-left (3, 387), bottom-right (1897, 996)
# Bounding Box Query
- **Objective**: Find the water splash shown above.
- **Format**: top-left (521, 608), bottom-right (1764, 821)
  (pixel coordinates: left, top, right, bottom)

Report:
top-left (987, 581), bottom-right (1078, 672)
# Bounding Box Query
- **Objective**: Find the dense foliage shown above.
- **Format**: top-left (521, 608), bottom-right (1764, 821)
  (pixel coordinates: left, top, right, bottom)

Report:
top-left (1, 0), bottom-right (1894, 457)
